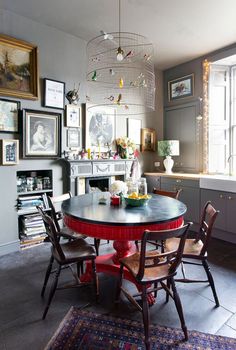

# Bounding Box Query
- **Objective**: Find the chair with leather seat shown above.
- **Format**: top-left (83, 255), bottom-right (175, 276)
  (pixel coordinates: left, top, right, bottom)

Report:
top-left (46, 192), bottom-right (101, 255)
top-left (116, 223), bottom-right (191, 350)
top-left (165, 201), bottom-right (220, 307)
top-left (37, 206), bottom-right (99, 319)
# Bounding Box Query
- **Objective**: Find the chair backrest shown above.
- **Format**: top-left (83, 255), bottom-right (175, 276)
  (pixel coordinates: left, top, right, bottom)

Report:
top-left (37, 206), bottom-right (65, 260)
top-left (47, 192), bottom-right (72, 232)
top-left (153, 188), bottom-right (182, 200)
top-left (137, 223), bottom-right (191, 281)
top-left (197, 201), bottom-right (219, 256)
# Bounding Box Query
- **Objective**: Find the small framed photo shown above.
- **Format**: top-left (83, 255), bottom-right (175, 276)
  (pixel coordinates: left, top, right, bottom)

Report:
top-left (168, 74), bottom-right (194, 101)
top-left (23, 109), bottom-right (61, 158)
top-left (65, 105), bottom-right (81, 128)
top-left (67, 128), bottom-right (81, 148)
top-left (44, 78), bottom-right (65, 109)
top-left (1, 139), bottom-right (19, 165)
top-left (127, 118), bottom-right (142, 145)
top-left (0, 98), bottom-right (20, 133)
top-left (141, 128), bottom-right (156, 152)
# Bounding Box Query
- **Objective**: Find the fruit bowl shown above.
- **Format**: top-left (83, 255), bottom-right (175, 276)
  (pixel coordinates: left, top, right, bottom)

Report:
top-left (124, 195), bottom-right (151, 207)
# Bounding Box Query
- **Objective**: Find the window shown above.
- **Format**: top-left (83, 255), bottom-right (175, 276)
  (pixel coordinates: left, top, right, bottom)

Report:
top-left (208, 60), bottom-right (236, 175)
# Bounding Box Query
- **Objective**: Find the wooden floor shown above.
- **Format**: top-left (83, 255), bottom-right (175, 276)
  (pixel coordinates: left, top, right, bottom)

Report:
top-left (0, 238), bottom-right (235, 349)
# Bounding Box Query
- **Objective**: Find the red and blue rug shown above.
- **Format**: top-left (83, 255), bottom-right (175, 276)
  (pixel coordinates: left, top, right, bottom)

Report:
top-left (45, 307), bottom-right (236, 349)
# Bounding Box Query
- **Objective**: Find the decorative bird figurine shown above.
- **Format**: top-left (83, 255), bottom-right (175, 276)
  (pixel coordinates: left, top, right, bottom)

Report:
top-left (66, 83), bottom-right (80, 104)
top-left (116, 93), bottom-right (122, 105)
top-left (92, 71), bottom-right (97, 81)
top-left (119, 78), bottom-right (124, 88)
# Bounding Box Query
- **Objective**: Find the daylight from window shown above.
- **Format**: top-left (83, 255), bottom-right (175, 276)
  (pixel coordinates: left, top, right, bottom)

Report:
top-left (208, 58), bottom-right (236, 175)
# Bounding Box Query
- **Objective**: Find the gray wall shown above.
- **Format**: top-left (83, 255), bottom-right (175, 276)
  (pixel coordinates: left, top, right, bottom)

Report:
top-left (0, 9), bottom-right (162, 254)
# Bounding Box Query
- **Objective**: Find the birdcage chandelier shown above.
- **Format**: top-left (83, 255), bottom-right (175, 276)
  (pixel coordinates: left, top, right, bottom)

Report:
top-left (86, 0), bottom-right (155, 116)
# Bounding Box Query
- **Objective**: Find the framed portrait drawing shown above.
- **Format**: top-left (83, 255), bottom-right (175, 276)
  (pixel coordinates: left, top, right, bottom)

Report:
top-left (44, 78), bottom-right (65, 109)
top-left (1, 139), bottom-right (19, 165)
top-left (0, 34), bottom-right (38, 100)
top-left (65, 105), bottom-right (81, 128)
top-left (168, 74), bottom-right (194, 101)
top-left (67, 128), bottom-right (81, 148)
top-left (23, 109), bottom-right (61, 158)
top-left (127, 118), bottom-right (142, 145)
top-left (141, 128), bottom-right (156, 152)
top-left (0, 98), bottom-right (20, 133)
top-left (85, 105), bottom-right (116, 151)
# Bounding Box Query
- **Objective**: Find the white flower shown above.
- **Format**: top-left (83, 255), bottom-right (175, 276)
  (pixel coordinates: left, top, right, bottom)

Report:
top-left (109, 180), bottom-right (127, 195)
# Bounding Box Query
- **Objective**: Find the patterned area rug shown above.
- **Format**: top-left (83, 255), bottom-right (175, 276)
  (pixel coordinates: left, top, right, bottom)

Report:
top-left (45, 307), bottom-right (236, 350)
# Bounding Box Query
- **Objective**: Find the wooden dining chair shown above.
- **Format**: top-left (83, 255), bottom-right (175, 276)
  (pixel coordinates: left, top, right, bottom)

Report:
top-left (46, 192), bottom-right (101, 255)
top-left (37, 206), bottom-right (99, 319)
top-left (135, 188), bottom-right (182, 252)
top-left (153, 188), bottom-right (182, 199)
top-left (165, 201), bottom-right (220, 307)
top-left (116, 223), bottom-right (192, 350)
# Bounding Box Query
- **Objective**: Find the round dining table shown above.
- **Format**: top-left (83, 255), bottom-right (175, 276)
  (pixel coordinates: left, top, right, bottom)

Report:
top-left (62, 192), bottom-right (186, 298)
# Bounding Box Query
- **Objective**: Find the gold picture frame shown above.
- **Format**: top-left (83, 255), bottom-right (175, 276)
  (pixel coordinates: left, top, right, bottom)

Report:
top-left (141, 128), bottom-right (156, 152)
top-left (1, 139), bottom-right (19, 165)
top-left (0, 34), bottom-right (38, 100)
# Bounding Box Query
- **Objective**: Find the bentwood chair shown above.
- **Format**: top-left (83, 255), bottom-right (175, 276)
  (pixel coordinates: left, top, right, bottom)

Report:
top-left (116, 223), bottom-right (192, 350)
top-left (165, 201), bottom-right (220, 307)
top-left (46, 192), bottom-right (101, 255)
top-left (37, 206), bottom-right (99, 319)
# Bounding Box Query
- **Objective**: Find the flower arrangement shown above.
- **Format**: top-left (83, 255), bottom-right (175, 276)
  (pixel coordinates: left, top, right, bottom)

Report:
top-left (109, 180), bottom-right (127, 196)
top-left (116, 136), bottom-right (136, 159)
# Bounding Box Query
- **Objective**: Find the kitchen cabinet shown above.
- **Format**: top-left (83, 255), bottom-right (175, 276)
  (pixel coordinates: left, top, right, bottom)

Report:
top-left (200, 189), bottom-right (236, 234)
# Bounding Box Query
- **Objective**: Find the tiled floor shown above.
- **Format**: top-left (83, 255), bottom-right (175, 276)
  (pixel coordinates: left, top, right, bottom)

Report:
top-left (0, 238), bottom-right (235, 349)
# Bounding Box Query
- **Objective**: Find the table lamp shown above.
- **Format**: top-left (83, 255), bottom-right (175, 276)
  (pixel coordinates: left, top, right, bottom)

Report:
top-left (158, 140), bottom-right (180, 173)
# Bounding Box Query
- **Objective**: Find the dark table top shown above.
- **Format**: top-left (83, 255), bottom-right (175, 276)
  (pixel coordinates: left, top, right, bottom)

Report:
top-left (61, 192), bottom-right (187, 227)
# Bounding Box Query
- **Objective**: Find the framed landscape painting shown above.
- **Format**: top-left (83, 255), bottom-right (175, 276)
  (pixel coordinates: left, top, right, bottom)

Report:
top-left (168, 74), bottom-right (194, 101)
top-left (23, 109), bottom-right (61, 158)
top-left (0, 34), bottom-right (38, 100)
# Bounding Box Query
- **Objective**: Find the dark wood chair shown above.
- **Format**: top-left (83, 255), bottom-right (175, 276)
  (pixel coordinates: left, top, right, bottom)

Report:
top-left (116, 223), bottom-right (192, 350)
top-left (153, 188), bottom-right (182, 199)
top-left (165, 201), bottom-right (220, 307)
top-left (46, 192), bottom-right (101, 255)
top-left (37, 206), bottom-right (99, 319)
top-left (134, 188), bottom-right (182, 252)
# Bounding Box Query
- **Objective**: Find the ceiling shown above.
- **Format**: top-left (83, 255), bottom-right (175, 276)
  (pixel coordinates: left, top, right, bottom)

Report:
top-left (2, 0), bottom-right (236, 70)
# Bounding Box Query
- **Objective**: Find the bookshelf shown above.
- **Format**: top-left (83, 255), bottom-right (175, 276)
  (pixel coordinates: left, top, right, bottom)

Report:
top-left (16, 170), bottom-right (53, 249)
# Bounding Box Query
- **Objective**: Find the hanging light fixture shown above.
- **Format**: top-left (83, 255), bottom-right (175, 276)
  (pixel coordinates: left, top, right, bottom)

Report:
top-left (86, 0), bottom-right (155, 116)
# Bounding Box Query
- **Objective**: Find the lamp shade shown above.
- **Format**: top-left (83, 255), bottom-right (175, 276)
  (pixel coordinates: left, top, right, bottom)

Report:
top-left (158, 140), bottom-right (180, 157)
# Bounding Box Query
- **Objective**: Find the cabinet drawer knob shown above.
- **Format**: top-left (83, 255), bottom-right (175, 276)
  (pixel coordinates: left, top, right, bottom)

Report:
top-left (228, 196), bottom-right (232, 200)
top-left (219, 194), bottom-right (223, 199)
top-left (176, 179), bottom-right (182, 183)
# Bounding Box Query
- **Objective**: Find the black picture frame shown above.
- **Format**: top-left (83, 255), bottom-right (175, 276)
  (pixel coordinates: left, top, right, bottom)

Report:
top-left (168, 74), bottom-right (194, 101)
top-left (44, 78), bottom-right (65, 109)
top-left (0, 98), bottom-right (21, 133)
top-left (22, 109), bottom-right (61, 158)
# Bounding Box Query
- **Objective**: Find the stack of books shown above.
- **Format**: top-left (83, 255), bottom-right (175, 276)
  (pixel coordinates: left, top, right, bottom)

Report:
top-left (17, 195), bottom-right (43, 214)
top-left (20, 213), bottom-right (47, 249)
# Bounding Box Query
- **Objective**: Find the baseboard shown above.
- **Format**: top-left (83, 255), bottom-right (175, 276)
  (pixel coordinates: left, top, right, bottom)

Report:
top-left (213, 229), bottom-right (236, 244)
top-left (0, 240), bottom-right (20, 256)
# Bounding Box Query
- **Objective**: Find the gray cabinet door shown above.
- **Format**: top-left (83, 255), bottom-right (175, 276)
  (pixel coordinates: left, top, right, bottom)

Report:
top-left (200, 189), bottom-right (226, 231)
top-left (145, 176), bottom-right (160, 193)
top-left (161, 182), bottom-right (200, 223)
top-left (164, 102), bottom-right (201, 173)
top-left (226, 192), bottom-right (236, 234)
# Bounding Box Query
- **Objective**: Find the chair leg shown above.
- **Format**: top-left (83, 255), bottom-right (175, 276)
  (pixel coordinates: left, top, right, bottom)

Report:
top-left (94, 239), bottom-right (100, 256)
top-left (165, 278), bottom-right (170, 303)
top-left (91, 259), bottom-right (99, 302)
top-left (141, 285), bottom-right (150, 350)
top-left (202, 260), bottom-right (219, 307)
top-left (115, 264), bottom-right (124, 302)
top-left (170, 277), bottom-right (188, 341)
top-left (181, 262), bottom-right (186, 279)
top-left (135, 240), bottom-right (139, 251)
top-left (41, 254), bottom-right (54, 297)
top-left (43, 265), bottom-right (61, 320)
